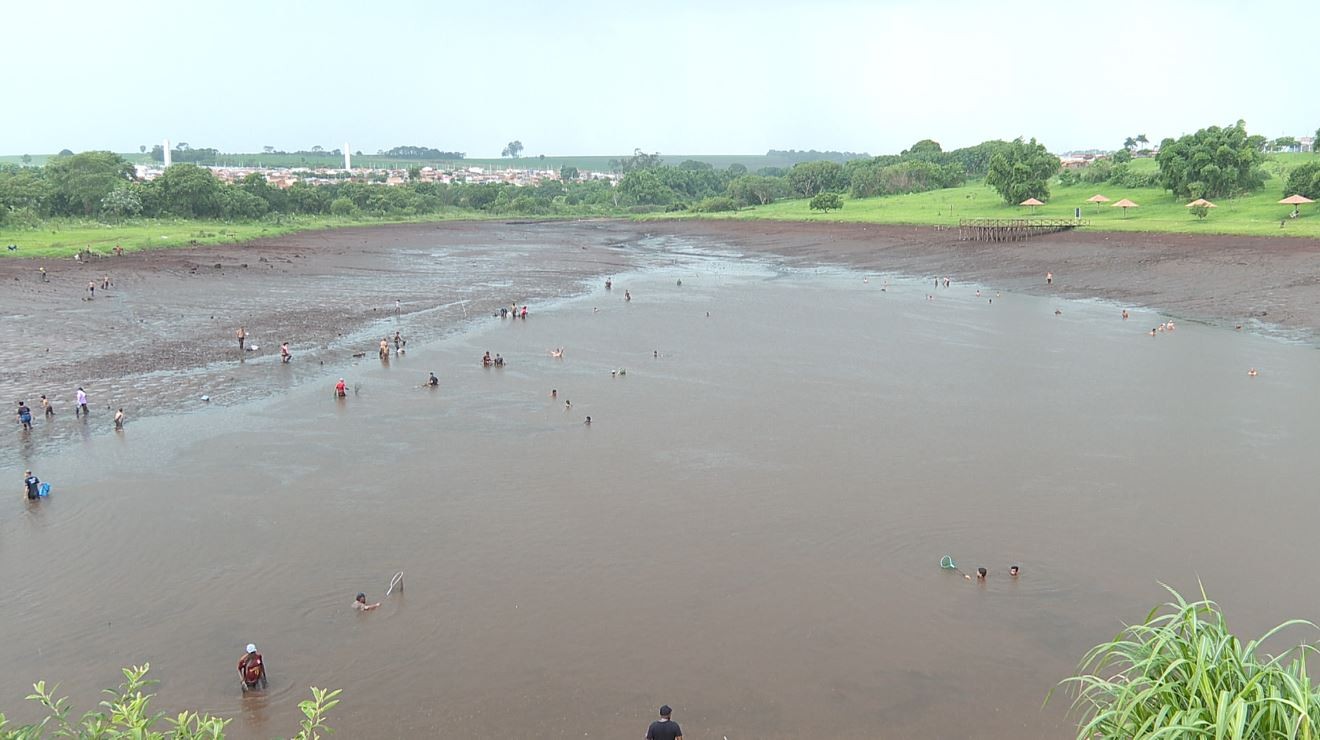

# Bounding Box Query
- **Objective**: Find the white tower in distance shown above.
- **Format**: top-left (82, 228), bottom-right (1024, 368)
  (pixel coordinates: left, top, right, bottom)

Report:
top-left (344, 143), bottom-right (351, 171)
top-left (163, 139), bottom-right (172, 167)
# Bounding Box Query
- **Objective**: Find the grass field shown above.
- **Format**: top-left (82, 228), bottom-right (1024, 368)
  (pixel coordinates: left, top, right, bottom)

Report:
top-left (0, 152), bottom-right (849, 172)
top-left (655, 154), bottom-right (1320, 238)
top-left (0, 212), bottom-right (493, 260)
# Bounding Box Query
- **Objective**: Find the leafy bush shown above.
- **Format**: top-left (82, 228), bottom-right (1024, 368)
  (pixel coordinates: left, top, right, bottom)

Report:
top-left (1156, 122), bottom-right (1268, 198)
top-left (692, 196), bottom-right (738, 213)
top-left (809, 192), bottom-right (843, 212)
top-left (328, 197), bottom-right (357, 217)
top-left (0, 664), bottom-right (339, 739)
top-left (1052, 586), bottom-right (1320, 739)
top-left (1285, 161), bottom-right (1320, 200)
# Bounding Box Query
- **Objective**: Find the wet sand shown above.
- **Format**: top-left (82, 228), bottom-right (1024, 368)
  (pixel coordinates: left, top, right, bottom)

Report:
top-left (648, 220), bottom-right (1320, 340)
top-left (4, 221), bottom-right (1320, 738)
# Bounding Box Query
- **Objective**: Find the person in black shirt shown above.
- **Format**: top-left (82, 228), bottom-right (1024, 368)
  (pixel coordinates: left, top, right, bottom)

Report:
top-left (23, 471), bottom-right (40, 500)
top-left (645, 705), bottom-right (682, 740)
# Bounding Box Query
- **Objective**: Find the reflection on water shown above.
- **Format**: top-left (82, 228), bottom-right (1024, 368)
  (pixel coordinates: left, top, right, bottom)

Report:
top-left (3, 247), bottom-right (1320, 739)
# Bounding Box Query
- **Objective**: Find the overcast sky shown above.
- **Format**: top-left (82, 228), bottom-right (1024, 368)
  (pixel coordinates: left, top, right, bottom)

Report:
top-left (4, 0), bottom-right (1316, 157)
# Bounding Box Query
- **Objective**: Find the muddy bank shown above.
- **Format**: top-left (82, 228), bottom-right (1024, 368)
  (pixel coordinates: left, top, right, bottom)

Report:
top-left (0, 221), bottom-right (644, 459)
top-left (7, 218), bottom-right (1320, 459)
top-left (647, 220), bottom-right (1320, 340)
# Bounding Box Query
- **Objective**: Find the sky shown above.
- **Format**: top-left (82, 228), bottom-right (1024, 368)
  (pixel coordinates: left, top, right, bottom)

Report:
top-left (3, 0), bottom-right (1317, 158)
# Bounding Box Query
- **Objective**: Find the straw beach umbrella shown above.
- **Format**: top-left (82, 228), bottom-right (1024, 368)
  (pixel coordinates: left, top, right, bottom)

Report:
top-left (1020, 197), bottom-right (1044, 214)
top-left (1186, 198), bottom-right (1216, 219)
top-left (1087, 194), bottom-right (1110, 213)
top-left (1279, 193), bottom-right (1314, 218)
top-left (1111, 198), bottom-right (1138, 218)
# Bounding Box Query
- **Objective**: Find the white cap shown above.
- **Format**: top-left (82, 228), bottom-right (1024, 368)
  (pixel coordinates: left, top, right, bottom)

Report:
top-left (246, 643), bottom-right (257, 653)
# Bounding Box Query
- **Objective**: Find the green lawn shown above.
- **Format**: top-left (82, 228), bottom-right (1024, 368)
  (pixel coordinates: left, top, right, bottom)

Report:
top-left (0, 212), bottom-right (493, 260)
top-left (656, 154), bottom-right (1320, 238)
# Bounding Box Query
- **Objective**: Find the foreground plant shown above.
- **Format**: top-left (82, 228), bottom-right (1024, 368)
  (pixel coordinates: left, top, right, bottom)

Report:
top-left (0, 664), bottom-right (339, 739)
top-left (1051, 585), bottom-right (1320, 739)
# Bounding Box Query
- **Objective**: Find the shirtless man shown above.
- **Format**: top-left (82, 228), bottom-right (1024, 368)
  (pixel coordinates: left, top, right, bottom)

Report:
top-left (237, 326), bottom-right (246, 351)
top-left (354, 593), bottom-right (380, 611)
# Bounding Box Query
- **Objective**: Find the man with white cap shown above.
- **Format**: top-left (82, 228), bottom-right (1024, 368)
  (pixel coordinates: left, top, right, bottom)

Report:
top-left (238, 643), bottom-right (267, 691)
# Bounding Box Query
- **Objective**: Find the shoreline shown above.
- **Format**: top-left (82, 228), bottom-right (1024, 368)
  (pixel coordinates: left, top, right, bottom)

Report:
top-left (640, 219), bottom-right (1320, 341)
top-left (6, 218), bottom-right (1319, 461)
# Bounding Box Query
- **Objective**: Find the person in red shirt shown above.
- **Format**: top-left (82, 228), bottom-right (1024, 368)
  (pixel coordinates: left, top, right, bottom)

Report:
top-left (334, 378), bottom-right (347, 397)
top-left (238, 644), bottom-right (266, 691)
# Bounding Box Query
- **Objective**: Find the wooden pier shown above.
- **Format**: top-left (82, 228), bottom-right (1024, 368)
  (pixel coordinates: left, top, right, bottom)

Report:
top-left (958, 218), bottom-right (1087, 242)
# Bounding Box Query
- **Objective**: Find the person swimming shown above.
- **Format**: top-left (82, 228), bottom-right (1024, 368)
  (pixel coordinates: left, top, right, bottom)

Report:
top-left (976, 567), bottom-right (987, 580)
top-left (584, 416), bottom-right (591, 425)
top-left (550, 347), bottom-right (563, 358)
top-left (335, 378), bottom-right (347, 397)
top-left (354, 593), bottom-right (380, 611)
top-left (483, 351), bottom-right (493, 367)
top-left (1009, 565), bottom-right (1020, 577)
top-left (427, 372), bottom-right (439, 387)
top-left (493, 354), bottom-right (505, 367)
top-left (1248, 368), bottom-right (1258, 377)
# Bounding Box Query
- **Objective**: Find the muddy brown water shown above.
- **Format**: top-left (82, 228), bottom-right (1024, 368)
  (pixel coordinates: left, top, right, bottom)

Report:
top-left (3, 240), bottom-right (1320, 738)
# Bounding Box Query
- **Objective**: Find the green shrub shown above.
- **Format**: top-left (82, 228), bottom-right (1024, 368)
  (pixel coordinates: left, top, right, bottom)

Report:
top-left (0, 664), bottom-right (339, 739)
top-left (1052, 585), bottom-right (1320, 739)
top-left (692, 196), bottom-right (738, 213)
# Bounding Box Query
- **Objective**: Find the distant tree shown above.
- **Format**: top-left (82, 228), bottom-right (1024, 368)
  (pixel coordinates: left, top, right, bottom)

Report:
top-left (263, 145), bottom-right (275, 154)
top-left (154, 163), bottom-right (223, 217)
top-left (1156, 122), bottom-right (1267, 198)
top-left (809, 192), bottom-right (843, 212)
top-left (311, 145), bottom-right (324, 153)
top-left (1123, 137), bottom-right (1137, 151)
top-left (1111, 147), bottom-right (1133, 164)
top-left (99, 185), bottom-right (142, 219)
top-left (678, 159), bottom-right (713, 171)
top-left (611, 149), bottom-right (662, 173)
top-left (1315, 127), bottom-right (1320, 153)
top-left (560, 165), bottom-right (579, 181)
top-left (139, 145), bottom-right (147, 154)
top-left (45, 150), bottom-right (135, 215)
top-left (985, 137), bottom-right (1060, 204)
top-left (788, 160), bottom-right (846, 197)
top-left (1284, 161), bottom-right (1320, 200)
top-left (726, 163), bottom-right (747, 176)
top-left (728, 175), bottom-right (789, 206)
top-left (407, 166), bottom-right (422, 181)
top-left (20, 154), bottom-right (31, 165)
top-left (538, 154), bottom-right (546, 161)
top-left (329, 196), bottom-right (358, 216)
top-left (1274, 136), bottom-right (1299, 152)
top-left (1136, 134), bottom-right (1149, 149)
top-left (1189, 203), bottom-right (1210, 219)
top-left (57, 149), bottom-right (73, 157)
top-left (901, 139), bottom-right (944, 162)
top-left (618, 169), bottom-right (675, 205)
top-left (501, 140), bottom-right (524, 158)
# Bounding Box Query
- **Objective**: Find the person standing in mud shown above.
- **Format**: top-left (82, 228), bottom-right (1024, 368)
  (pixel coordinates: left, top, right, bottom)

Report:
top-left (114, 408), bottom-right (125, 430)
top-left (393, 331), bottom-right (404, 354)
top-left (16, 401), bottom-right (33, 431)
top-left (280, 342), bottom-right (292, 363)
top-left (237, 326), bottom-right (246, 351)
top-left (87, 280), bottom-right (96, 298)
top-left (75, 387), bottom-right (88, 417)
top-left (40, 394), bottom-right (54, 418)
top-left (379, 338), bottom-right (390, 360)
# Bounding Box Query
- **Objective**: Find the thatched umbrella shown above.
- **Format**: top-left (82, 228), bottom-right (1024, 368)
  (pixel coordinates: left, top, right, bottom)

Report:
top-left (1186, 198), bottom-right (1216, 219)
top-left (1087, 194), bottom-right (1110, 213)
top-left (1111, 198), bottom-right (1138, 218)
top-left (1020, 197), bottom-right (1044, 214)
top-left (1279, 193), bottom-right (1315, 218)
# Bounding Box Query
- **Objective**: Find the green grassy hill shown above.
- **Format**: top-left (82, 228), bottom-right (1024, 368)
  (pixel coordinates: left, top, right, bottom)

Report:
top-left (660, 154), bottom-right (1320, 238)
